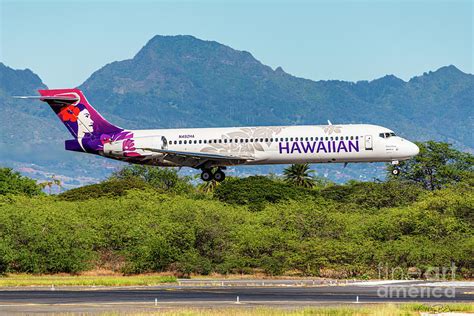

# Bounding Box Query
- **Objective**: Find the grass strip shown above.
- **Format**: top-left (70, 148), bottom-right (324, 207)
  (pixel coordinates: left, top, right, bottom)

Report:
top-left (0, 274), bottom-right (177, 287)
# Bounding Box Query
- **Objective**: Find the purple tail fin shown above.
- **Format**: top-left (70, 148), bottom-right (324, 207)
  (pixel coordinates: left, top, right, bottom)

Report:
top-left (39, 88), bottom-right (122, 137)
top-left (39, 89), bottom-right (125, 153)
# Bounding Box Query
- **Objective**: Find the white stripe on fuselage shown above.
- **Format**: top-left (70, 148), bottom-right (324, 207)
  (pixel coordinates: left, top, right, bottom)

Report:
top-left (126, 124), bottom-right (417, 166)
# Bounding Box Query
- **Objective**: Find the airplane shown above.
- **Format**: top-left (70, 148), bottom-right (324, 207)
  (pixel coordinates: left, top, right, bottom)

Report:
top-left (16, 88), bottom-right (420, 182)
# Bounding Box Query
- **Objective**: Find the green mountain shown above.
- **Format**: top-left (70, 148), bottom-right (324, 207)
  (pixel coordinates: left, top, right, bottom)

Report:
top-left (1, 35), bottom-right (473, 187)
top-left (81, 35), bottom-right (473, 150)
top-left (0, 63), bottom-right (117, 187)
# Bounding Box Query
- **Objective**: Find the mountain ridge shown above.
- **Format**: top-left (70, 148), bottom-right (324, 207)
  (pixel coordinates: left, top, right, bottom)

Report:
top-left (1, 35), bottom-right (472, 187)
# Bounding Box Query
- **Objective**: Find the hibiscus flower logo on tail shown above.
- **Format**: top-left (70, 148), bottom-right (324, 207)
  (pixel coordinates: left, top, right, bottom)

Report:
top-left (58, 105), bottom-right (80, 122)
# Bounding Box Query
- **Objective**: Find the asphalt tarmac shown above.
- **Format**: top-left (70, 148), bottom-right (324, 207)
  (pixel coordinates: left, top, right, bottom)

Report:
top-left (0, 280), bottom-right (472, 314)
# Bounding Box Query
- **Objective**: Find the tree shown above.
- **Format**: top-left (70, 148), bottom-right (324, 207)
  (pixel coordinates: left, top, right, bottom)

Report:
top-left (283, 163), bottom-right (316, 188)
top-left (0, 167), bottom-right (43, 196)
top-left (387, 141), bottom-right (474, 190)
top-left (111, 165), bottom-right (192, 193)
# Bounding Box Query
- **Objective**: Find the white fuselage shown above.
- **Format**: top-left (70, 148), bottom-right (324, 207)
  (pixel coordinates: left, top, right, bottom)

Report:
top-left (106, 124), bottom-right (419, 167)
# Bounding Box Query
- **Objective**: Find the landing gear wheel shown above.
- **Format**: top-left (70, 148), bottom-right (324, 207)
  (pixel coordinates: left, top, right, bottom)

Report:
top-left (392, 168), bottom-right (400, 176)
top-left (213, 169), bottom-right (226, 182)
top-left (200, 170), bottom-right (213, 182)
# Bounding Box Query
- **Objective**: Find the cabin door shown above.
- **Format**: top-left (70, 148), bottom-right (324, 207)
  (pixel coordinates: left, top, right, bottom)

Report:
top-left (365, 135), bottom-right (373, 150)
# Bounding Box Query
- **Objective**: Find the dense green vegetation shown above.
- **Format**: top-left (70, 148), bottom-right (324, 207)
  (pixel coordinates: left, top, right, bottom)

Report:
top-left (0, 142), bottom-right (472, 278)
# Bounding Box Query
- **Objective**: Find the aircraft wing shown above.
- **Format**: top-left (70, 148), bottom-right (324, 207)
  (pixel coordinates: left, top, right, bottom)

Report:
top-left (140, 147), bottom-right (253, 169)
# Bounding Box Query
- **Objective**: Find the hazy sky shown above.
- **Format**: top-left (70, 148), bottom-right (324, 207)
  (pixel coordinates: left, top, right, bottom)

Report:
top-left (1, 0), bottom-right (472, 88)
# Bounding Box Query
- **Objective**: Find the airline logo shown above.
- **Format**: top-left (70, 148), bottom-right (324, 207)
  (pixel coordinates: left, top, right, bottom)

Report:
top-left (279, 139), bottom-right (360, 154)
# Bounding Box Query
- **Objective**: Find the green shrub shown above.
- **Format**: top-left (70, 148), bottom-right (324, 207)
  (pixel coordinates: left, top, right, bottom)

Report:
top-left (321, 180), bottom-right (424, 210)
top-left (0, 167), bottom-right (43, 197)
top-left (58, 178), bottom-right (151, 201)
top-left (111, 165), bottom-right (193, 194)
top-left (0, 196), bottom-right (97, 273)
top-left (214, 175), bottom-right (315, 206)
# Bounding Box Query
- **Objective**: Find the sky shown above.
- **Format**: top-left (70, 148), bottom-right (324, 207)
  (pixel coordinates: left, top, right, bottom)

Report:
top-left (1, 0), bottom-right (472, 88)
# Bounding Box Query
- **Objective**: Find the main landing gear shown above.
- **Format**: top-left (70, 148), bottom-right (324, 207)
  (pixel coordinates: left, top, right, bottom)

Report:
top-left (391, 160), bottom-right (401, 176)
top-left (200, 168), bottom-right (226, 182)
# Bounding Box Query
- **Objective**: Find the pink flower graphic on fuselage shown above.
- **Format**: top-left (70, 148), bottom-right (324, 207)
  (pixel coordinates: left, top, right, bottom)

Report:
top-left (122, 139), bottom-right (136, 152)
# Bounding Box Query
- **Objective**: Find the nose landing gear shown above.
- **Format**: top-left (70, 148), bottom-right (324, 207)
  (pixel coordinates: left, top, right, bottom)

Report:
top-left (391, 160), bottom-right (401, 176)
top-left (200, 168), bottom-right (226, 182)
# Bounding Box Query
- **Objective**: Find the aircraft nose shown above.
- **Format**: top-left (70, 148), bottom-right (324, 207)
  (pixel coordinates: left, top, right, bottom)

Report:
top-left (406, 141), bottom-right (419, 156)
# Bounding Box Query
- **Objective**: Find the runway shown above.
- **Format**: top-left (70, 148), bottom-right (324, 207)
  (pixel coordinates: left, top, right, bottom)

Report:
top-left (0, 280), bottom-right (472, 314)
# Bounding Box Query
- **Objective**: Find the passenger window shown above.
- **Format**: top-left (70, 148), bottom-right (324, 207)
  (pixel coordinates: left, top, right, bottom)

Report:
top-left (218, 139), bottom-right (222, 143)
top-left (325, 137), bottom-right (328, 141)
top-left (245, 139), bottom-right (248, 143)
top-left (270, 138), bottom-right (273, 142)
top-left (314, 137), bottom-right (317, 141)
top-left (224, 139), bottom-right (227, 143)
top-left (350, 136), bottom-right (353, 140)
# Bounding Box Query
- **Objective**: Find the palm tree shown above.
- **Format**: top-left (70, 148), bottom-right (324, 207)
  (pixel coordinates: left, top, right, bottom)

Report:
top-left (39, 175), bottom-right (63, 194)
top-left (283, 163), bottom-right (316, 188)
top-left (198, 179), bottom-right (220, 193)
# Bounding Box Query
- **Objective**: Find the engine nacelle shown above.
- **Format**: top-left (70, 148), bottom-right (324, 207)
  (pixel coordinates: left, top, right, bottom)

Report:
top-left (103, 140), bottom-right (124, 156)
top-left (103, 135), bottom-right (167, 157)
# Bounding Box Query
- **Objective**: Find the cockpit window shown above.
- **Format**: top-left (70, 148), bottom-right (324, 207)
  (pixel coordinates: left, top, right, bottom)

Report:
top-left (379, 132), bottom-right (397, 139)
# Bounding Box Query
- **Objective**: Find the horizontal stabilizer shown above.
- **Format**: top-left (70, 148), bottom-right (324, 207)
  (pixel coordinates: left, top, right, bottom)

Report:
top-left (13, 95), bottom-right (79, 105)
